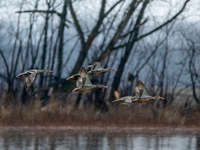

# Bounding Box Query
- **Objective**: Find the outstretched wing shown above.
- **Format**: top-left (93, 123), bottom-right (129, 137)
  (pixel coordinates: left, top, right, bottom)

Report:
top-left (76, 77), bottom-right (82, 88)
top-left (80, 67), bottom-right (89, 78)
top-left (134, 87), bottom-right (140, 98)
top-left (82, 77), bottom-right (92, 87)
top-left (80, 67), bottom-right (92, 86)
top-left (93, 62), bottom-right (103, 71)
top-left (66, 74), bottom-right (81, 81)
top-left (25, 73), bottom-right (36, 87)
top-left (17, 71), bottom-right (33, 77)
top-left (137, 81), bottom-right (149, 98)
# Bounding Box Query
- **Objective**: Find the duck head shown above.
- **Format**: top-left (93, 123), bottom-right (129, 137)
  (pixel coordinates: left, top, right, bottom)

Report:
top-left (73, 88), bottom-right (80, 92)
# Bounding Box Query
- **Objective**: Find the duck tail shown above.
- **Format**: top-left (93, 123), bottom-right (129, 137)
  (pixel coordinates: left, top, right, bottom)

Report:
top-left (97, 84), bottom-right (107, 88)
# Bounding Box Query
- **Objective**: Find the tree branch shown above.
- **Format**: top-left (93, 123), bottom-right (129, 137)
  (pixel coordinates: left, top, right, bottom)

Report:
top-left (119, 17), bottom-right (148, 39)
top-left (16, 10), bottom-right (71, 27)
top-left (104, 0), bottom-right (124, 18)
top-left (69, 0), bottom-right (85, 47)
top-left (111, 0), bottom-right (190, 50)
top-left (137, 38), bottom-right (166, 74)
top-left (0, 50), bottom-right (10, 78)
top-left (0, 73), bottom-right (8, 81)
top-left (137, 0), bottom-right (190, 41)
top-left (99, 0), bottom-right (142, 61)
top-left (85, 0), bottom-right (106, 49)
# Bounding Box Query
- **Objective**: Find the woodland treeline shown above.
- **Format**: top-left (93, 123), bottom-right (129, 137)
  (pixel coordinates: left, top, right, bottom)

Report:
top-left (0, 0), bottom-right (199, 113)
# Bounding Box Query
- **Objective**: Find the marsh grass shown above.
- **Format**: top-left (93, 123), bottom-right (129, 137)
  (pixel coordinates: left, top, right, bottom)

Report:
top-left (0, 96), bottom-right (200, 128)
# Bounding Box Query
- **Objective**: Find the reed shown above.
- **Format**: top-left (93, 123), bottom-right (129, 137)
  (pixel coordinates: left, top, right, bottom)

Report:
top-left (0, 96), bottom-right (199, 128)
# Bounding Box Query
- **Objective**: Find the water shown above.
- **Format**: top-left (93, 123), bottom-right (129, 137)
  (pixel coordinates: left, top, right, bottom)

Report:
top-left (0, 127), bottom-right (199, 150)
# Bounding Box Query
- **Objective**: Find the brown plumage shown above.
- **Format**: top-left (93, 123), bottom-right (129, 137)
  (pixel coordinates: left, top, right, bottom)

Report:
top-left (16, 69), bottom-right (52, 87)
top-left (112, 81), bottom-right (164, 104)
top-left (112, 87), bottom-right (140, 104)
top-left (72, 67), bottom-right (107, 93)
top-left (134, 81), bottom-right (164, 103)
top-left (87, 62), bottom-right (116, 76)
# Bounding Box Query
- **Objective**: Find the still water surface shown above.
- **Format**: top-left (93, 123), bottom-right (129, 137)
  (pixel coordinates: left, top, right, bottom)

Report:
top-left (0, 127), bottom-right (199, 150)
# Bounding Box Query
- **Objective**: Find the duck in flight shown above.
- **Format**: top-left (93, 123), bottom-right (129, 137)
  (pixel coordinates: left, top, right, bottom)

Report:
top-left (113, 80), bottom-right (164, 104)
top-left (87, 62), bottom-right (117, 76)
top-left (69, 67), bottom-right (107, 93)
top-left (112, 87), bottom-right (140, 105)
top-left (134, 81), bottom-right (164, 103)
top-left (16, 69), bottom-right (52, 87)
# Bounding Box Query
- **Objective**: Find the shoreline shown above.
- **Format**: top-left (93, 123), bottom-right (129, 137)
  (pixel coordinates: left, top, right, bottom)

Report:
top-left (0, 126), bottom-right (200, 134)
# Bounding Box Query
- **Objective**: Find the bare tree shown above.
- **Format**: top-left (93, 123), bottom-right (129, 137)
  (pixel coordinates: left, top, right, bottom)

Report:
top-left (69, 0), bottom-right (125, 75)
top-left (176, 23), bottom-right (200, 106)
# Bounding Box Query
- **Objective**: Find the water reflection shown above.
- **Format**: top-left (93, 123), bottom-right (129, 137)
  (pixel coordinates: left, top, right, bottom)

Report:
top-left (0, 128), bottom-right (198, 150)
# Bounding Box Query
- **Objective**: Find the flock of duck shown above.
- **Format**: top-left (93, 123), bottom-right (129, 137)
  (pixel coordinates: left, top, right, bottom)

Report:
top-left (16, 62), bottom-right (164, 104)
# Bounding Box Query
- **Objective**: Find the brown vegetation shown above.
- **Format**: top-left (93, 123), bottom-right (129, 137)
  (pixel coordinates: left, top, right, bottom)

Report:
top-left (0, 96), bottom-right (200, 128)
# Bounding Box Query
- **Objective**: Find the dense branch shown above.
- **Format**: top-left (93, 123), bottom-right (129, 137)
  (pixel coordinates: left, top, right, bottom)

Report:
top-left (189, 48), bottom-right (199, 104)
top-left (11, 2), bottom-right (23, 73)
top-left (0, 73), bottom-right (8, 81)
top-left (85, 0), bottom-right (106, 49)
top-left (13, 41), bottom-right (22, 81)
top-left (108, 0), bottom-right (150, 102)
top-left (69, 0), bottom-right (125, 75)
top-left (99, 0), bottom-right (142, 61)
top-left (137, 0), bottom-right (190, 40)
top-left (104, 0), bottom-right (124, 18)
top-left (111, 0), bottom-right (190, 50)
top-left (119, 18), bottom-right (148, 39)
top-left (0, 50), bottom-right (10, 78)
top-left (16, 10), bottom-right (71, 27)
top-left (69, 0), bottom-right (85, 47)
top-left (57, 0), bottom-right (68, 78)
top-left (136, 38), bottom-right (166, 75)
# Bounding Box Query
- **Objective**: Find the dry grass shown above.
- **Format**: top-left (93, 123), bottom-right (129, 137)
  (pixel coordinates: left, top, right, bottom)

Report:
top-left (0, 97), bottom-right (200, 128)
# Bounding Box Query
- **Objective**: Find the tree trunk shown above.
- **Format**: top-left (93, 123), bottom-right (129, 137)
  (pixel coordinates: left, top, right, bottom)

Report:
top-left (39, 10), bottom-right (49, 88)
top-left (57, 0), bottom-right (68, 79)
top-left (109, 0), bottom-right (150, 102)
